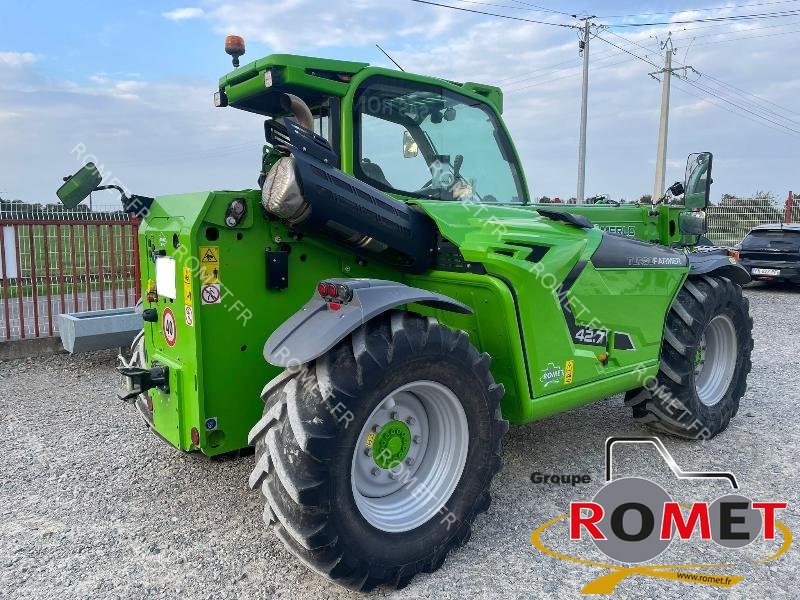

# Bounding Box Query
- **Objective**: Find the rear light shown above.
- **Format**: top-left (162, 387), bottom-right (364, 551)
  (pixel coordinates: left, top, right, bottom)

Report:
top-left (146, 290), bottom-right (158, 303)
top-left (317, 281), bottom-right (352, 304)
top-left (191, 427), bottom-right (200, 446)
top-left (145, 395), bottom-right (153, 412)
top-left (213, 90), bottom-right (228, 107)
top-left (728, 249), bottom-right (740, 261)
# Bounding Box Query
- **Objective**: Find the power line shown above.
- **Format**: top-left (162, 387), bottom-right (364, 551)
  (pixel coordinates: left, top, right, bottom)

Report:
top-left (408, 0), bottom-right (577, 27)
top-left (656, 14), bottom-right (800, 33)
top-left (672, 80), bottom-right (800, 137)
top-left (593, 35), bottom-right (660, 69)
top-left (492, 47), bottom-right (622, 85)
top-left (681, 77), bottom-right (800, 133)
top-left (695, 72), bottom-right (800, 119)
top-left (604, 8), bottom-right (800, 27)
top-left (604, 29), bottom-right (800, 123)
top-left (503, 52), bottom-right (636, 92)
top-left (506, 0), bottom-right (580, 17)
top-left (677, 24), bottom-right (800, 45)
top-left (596, 0), bottom-right (800, 19)
top-left (595, 34), bottom-right (800, 137)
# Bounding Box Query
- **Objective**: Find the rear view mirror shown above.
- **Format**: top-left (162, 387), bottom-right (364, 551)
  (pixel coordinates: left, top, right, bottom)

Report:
top-left (679, 210), bottom-right (708, 236)
top-left (56, 163), bottom-right (102, 208)
top-left (402, 130), bottom-right (419, 158)
top-left (684, 152), bottom-right (712, 209)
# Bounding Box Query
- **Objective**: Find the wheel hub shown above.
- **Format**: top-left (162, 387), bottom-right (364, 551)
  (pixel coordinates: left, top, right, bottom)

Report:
top-left (351, 380), bottom-right (468, 533)
top-left (372, 420), bottom-right (412, 469)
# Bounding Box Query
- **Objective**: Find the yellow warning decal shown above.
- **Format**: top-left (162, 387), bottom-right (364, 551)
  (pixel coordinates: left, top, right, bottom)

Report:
top-left (183, 266), bottom-right (193, 306)
top-left (199, 245), bottom-right (220, 284)
top-left (564, 359), bottom-right (574, 385)
top-left (365, 431), bottom-right (376, 449)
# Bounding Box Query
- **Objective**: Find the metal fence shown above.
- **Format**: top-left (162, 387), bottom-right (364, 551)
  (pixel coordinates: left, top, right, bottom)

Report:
top-left (0, 205), bottom-right (140, 341)
top-left (706, 194), bottom-right (797, 247)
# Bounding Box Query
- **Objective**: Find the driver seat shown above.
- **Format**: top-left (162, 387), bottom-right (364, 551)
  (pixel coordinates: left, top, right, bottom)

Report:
top-left (361, 158), bottom-right (391, 188)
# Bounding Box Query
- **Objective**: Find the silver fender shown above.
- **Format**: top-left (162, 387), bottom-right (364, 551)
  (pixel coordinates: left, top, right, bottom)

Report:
top-left (688, 251), bottom-right (751, 285)
top-left (264, 278), bottom-right (472, 366)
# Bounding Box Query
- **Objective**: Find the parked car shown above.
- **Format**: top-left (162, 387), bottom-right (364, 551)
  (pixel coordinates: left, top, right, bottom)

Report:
top-left (736, 223), bottom-right (800, 284)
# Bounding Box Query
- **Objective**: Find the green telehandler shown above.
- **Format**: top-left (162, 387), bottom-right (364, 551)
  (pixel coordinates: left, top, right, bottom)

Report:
top-left (57, 44), bottom-right (753, 591)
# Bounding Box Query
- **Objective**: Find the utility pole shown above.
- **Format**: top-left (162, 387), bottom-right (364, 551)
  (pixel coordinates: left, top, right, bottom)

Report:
top-left (652, 37), bottom-right (676, 202)
top-left (576, 16), bottom-right (594, 204)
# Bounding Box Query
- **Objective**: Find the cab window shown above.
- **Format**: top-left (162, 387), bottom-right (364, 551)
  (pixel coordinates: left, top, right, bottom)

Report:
top-left (354, 77), bottom-right (524, 203)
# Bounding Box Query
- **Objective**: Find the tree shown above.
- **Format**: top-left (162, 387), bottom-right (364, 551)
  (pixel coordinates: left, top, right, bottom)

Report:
top-left (638, 194), bottom-right (652, 203)
top-left (538, 196), bottom-right (552, 203)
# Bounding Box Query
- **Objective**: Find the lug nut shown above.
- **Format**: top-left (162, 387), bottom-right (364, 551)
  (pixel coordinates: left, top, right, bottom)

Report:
top-left (371, 467), bottom-right (380, 477)
top-left (364, 448), bottom-right (371, 456)
top-left (388, 471), bottom-right (399, 480)
top-left (406, 416), bottom-right (416, 426)
top-left (413, 435), bottom-right (421, 444)
top-left (405, 457), bottom-right (414, 466)
top-left (390, 411), bottom-right (399, 420)
top-left (372, 424), bottom-right (380, 432)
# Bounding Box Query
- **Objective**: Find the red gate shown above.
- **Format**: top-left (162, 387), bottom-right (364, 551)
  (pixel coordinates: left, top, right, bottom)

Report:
top-left (0, 206), bottom-right (140, 341)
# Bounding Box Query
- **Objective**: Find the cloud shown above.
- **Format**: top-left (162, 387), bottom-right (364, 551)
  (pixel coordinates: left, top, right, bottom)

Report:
top-left (163, 7), bottom-right (205, 21)
top-left (0, 52), bottom-right (39, 68)
top-left (202, 0), bottom-right (459, 51)
top-left (0, 56), bottom-right (263, 204)
top-left (1, 2), bottom-right (798, 205)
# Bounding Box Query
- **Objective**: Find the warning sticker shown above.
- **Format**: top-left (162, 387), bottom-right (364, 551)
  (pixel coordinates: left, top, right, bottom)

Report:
top-left (183, 266), bottom-right (193, 306)
top-left (201, 283), bottom-right (221, 305)
top-left (184, 305), bottom-right (194, 326)
top-left (199, 245), bottom-right (220, 284)
top-left (564, 359), bottom-right (574, 385)
top-left (162, 307), bottom-right (177, 347)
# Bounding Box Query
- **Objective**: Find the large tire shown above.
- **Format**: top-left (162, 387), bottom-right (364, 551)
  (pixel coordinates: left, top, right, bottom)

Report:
top-left (247, 311), bottom-right (507, 591)
top-left (626, 275), bottom-right (753, 439)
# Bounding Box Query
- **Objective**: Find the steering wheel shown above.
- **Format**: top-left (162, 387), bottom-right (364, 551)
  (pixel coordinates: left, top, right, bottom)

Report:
top-left (416, 155), bottom-right (481, 202)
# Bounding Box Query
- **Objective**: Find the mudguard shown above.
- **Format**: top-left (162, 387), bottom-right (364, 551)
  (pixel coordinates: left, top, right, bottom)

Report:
top-left (263, 278), bottom-right (473, 366)
top-left (688, 250), bottom-right (751, 284)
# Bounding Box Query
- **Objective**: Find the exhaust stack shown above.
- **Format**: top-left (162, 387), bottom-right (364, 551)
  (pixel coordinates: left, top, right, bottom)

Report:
top-left (280, 93), bottom-right (314, 131)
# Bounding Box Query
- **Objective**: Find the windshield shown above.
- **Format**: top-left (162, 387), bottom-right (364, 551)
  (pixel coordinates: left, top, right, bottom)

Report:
top-left (354, 77), bottom-right (525, 203)
top-left (741, 229), bottom-right (800, 250)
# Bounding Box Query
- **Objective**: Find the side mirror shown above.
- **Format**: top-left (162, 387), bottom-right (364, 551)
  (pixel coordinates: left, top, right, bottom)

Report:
top-left (56, 163), bottom-right (102, 208)
top-left (679, 210), bottom-right (708, 236)
top-left (683, 152), bottom-right (712, 209)
top-left (402, 130), bottom-right (419, 158)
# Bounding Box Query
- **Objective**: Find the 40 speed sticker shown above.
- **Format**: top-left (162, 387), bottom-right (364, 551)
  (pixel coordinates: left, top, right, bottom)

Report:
top-left (162, 307), bottom-right (177, 347)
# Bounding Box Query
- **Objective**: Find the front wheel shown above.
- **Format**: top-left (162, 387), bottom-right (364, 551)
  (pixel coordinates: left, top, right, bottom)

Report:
top-left (247, 311), bottom-right (507, 590)
top-left (627, 275), bottom-right (753, 439)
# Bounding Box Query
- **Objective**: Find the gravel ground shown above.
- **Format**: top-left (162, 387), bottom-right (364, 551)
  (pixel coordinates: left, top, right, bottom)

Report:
top-left (2, 283), bottom-right (798, 599)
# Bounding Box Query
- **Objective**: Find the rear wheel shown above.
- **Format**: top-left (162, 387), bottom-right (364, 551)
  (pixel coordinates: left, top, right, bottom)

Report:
top-left (626, 275), bottom-right (753, 439)
top-left (248, 311), bottom-right (507, 590)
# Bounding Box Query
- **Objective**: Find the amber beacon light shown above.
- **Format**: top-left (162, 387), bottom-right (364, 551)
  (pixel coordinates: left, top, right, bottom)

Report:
top-left (225, 35), bottom-right (246, 68)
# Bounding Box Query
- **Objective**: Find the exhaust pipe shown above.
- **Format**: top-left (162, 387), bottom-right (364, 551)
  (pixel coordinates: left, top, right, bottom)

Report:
top-left (280, 93), bottom-right (314, 131)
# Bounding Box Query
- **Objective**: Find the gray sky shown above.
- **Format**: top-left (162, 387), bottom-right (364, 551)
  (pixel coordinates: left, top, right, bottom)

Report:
top-left (1, 1), bottom-right (798, 207)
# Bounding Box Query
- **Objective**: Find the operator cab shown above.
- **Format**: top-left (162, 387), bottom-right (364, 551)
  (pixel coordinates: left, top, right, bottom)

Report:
top-left (214, 48), bottom-right (527, 205)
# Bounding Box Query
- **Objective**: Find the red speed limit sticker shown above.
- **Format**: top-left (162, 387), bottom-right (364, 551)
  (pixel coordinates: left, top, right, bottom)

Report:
top-left (162, 307), bottom-right (177, 347)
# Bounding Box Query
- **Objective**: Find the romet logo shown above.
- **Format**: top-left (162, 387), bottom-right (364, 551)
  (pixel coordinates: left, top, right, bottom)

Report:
top-left (531, 437), bottom-right (791, 594)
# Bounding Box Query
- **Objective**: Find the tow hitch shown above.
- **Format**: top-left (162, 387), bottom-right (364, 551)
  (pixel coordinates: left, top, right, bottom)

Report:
top-left (117, 364), bottom-right (170, 401)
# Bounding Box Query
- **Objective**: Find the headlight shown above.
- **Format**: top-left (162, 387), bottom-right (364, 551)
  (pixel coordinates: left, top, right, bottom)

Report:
top-left (261, 156), bottom-right (309, 224)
